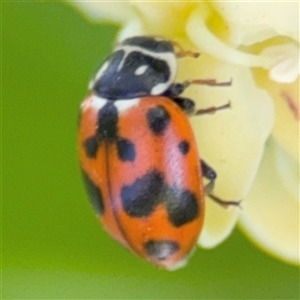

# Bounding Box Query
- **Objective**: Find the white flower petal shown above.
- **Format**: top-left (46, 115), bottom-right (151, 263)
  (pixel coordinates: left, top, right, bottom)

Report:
top-left (117, 19), bottom-right (145, 42)
top-left (226, 23), bottom-right (280, 48)
top-left (275, 138), bottom-right (299, 202)
top-left (198, 196), bottom-right (239, 248)
top-left (67, 1), bottom-right (135, 24)
top-left (176, 54), bottom-right (274, 247)
top-left (211, 1), bottom-right (299, 43)
top-left (188, 5), bottom-right (299, 86)
top-left (261, 43), bottom-right (300, 83)
top-left (186, 7), bottom-right (273, 68)
top-left (179, 57), bottom-right (274, 199)
top-left (240, 137), bottom-right (300, 265)
top-left (272, 88), bottom-right (299, 161)
top-left (252, 69), bottom-right (299, 161)
top-left (131, 2), bottom-right (193, 37)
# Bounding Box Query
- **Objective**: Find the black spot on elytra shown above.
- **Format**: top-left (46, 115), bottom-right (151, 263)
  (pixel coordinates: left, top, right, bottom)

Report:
top-left (117, 138), bottom-right (136, 162)
top-left (144, 240), bottom-right (180, 260)
top-left (83, 102), bottom-right (122, 158)
top-left (147, 105), bottom-right (171, 135)
top-left (121, 169), bottom-right (200, 227)
top-left (178, 140), bottom-right (190, 155)
top-left (83, 136), bottom-right (98, 158)
top-left (166, 188), bottom-right (199, 227)
top-left (121, 170), bottom-right (164, 217)
top-left (81, 170), bottom-right (104, 215)
top-left (97, 102), bottom-right (119, 140)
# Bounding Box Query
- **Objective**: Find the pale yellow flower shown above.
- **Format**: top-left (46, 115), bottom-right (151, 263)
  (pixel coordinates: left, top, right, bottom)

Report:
top-left (69, 1), bottom-right (299, 266)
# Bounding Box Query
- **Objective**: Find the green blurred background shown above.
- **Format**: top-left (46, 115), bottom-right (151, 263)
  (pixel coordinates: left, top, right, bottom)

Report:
top-left (2, 2), bottom-right (299, 299)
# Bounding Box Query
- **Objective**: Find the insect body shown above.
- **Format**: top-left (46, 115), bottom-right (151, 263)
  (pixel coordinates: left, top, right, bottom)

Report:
top-left (78, 36), bottom-right (231, 270)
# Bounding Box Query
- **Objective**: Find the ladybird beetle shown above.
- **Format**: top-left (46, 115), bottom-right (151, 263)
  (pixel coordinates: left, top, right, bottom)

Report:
top-left (78, 36), bottom-right (234, 270)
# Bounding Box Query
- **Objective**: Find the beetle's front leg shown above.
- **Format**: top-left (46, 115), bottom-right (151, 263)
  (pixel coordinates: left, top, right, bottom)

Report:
top-left (201, 159), bottom-right (241, 208)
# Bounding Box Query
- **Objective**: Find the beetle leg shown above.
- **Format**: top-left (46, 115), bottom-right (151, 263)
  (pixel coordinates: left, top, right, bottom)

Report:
top-left (201, 159), bottom-right (241, 209)
top-left (165, 78), bottom-right (232, 99)
top-left (207, 194), bottom-right (242, 209)
top-left (195, 101), bottom-right (231, 116)
top-left (164, 82), bottom-right (191, 98)
top-left (171, 97), bottom-right (196, 115)
top-left (188, 78), bottom-right (232, 87)
top-left (169, 40), bottom-right (200, 58)
top-left (201, 159), bottom-right (217, 193)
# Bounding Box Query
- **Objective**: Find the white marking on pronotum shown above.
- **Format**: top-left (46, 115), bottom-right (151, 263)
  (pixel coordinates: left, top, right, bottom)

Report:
top-left (115, 46), bottom-right (177, 95)
top-left (151, 83), bottom-right (169, 95)
top-left (114, 98), bottom-right (140, 113)
top-left (134, 65), bottom-right (148, 76)
top-left (81, 95), bottom-right (107, 112)
top-left (88, 60), bottom-right (110, 90)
